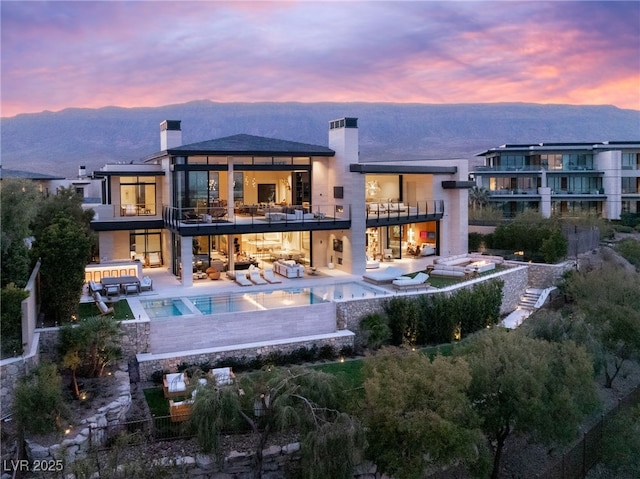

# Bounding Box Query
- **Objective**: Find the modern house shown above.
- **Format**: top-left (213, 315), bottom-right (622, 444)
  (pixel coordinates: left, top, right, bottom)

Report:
top-left (89, 117), bottom-right (472, 285)
top-left (473, 141), bottom-right (640, 219)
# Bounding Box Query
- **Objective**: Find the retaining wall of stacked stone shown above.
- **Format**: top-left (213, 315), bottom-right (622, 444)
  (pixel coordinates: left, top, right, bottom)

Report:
top-left (136, 333), bottom-right (355, 381)
top-left (336, 265), bottom-right (529, 344)
top-left (0, 336), bottom-right (40, 416)
top-left (79, 445), bottom-right (382, 479)
top-left (526, 260), bottom-right (574, 289)
top-left (24, 361), bottom-right (131, 465)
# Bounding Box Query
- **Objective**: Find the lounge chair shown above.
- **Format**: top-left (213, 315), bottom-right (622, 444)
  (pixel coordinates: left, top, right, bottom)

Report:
top-left (262, 268), bottom-right (282, 284)
top-left (392, 272), bottom-right (430, 290)
top-left (384, 248), bottom-right (393, 261)
top-left (96, 300), bottom-right (114, 316)
top-left (163, 372), bottom-right (189, 398)
top-left (362, 266), bottom-right (404, 285)
top-left (148, 252), bottom-right (162, 267)
top-left (230, 271), bottom-right (252, 287)
top-left (248, 268), bottom-right (267, 285)
top-left (140, 275), bottom-right (153, 291)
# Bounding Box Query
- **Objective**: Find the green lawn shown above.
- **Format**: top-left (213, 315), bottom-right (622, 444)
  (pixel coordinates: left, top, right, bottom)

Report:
top-left (77, 299), bottom-right (134, 320)
top-left (143, 387), bottom-right (170, 416)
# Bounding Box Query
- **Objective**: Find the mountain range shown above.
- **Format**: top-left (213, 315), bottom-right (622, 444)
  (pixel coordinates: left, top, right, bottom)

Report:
top-left (1, 101), bottom-right (639, 178)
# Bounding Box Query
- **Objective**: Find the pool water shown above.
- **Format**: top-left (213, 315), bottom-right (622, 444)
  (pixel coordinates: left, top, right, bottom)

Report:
top-left (141, 298), bottom-right (193, 318)
top-left (141, 281), bottom-right (388, 318)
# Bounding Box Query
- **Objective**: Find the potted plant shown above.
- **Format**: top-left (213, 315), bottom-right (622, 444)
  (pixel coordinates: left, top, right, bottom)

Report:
top-left (328, 255), bottom-right (335, 269)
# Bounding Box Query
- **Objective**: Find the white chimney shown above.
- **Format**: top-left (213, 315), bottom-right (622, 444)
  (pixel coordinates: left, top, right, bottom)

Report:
top-left (78, 165), bottom-right (86, 178)
top-left (160, 120), bottom-right (182, 150)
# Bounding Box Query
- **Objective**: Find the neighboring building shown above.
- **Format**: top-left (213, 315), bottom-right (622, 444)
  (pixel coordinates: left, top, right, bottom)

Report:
top-left (89, 118), bottom-right (472, 285)
top-left (473, 142), bottom-right (640, 219)
top-left (0, 165), bottom-right (103, 204)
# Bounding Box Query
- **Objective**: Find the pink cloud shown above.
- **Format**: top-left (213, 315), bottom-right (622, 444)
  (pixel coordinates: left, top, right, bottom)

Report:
top-left (1, 1), bottom-right (638, 117)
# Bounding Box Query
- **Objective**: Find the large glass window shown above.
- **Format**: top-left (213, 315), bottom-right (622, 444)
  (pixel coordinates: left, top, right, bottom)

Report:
top-left (622, 153), bottom-right (640, 170)
top-left (120, 176), bottom-right (156, 216)
top-left (129, 229), bottom-right (162, 263)
top-left (622, 177), bottom-right (639, 194)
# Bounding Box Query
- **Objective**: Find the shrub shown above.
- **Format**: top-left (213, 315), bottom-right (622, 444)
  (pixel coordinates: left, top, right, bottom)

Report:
top-left (468, 232), bottom-right (484, 252)
top-left (359, 313), bottom-right (391, 350)
top-left (318, 345), bottom-right (338, 361)
top-left (13, 362), bottom-right (69, 434)
top-left (0, 285), bottom-right (29, 358)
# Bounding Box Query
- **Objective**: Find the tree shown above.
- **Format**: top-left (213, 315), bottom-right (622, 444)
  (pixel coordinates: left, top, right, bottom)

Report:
top-left (33, 216), bottom-right (93, 323)
top-left (58, 316), bottom-right (122, 398)
top-left (458, 329), bottom-right (600, 479)
top-left (0, 284), bottom-right (29, 358)
top-left (362, 347), bottom-right (485, 479)
top-left (469, 186), bottom-right (490, 212)
top-left (0, 179), bottom-right (39, 287)
top-left (598, 404), bottom-right (640, 477)
top-left (190, 366), bottom-right (364, 479)
top-left (562, 266), bottom-right (640, 388)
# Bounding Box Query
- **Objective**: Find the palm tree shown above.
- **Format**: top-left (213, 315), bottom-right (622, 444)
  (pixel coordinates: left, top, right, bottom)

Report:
top-left (469, 186), bottom-right (490, 211)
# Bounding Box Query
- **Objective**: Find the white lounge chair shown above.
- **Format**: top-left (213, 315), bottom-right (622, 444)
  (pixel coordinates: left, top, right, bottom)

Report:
top-left (248, 269), bottom-right (267, 285)
top-left (392, 272), bottom-right (430, 290)
top-left (96, 300), bottom-right (114, 316)
top-left (231, 271), bottom-right (252, 287)
top-left (362, 266), bottom-right (404, 284)
top-left (262, 268), bottom-right (282, 284)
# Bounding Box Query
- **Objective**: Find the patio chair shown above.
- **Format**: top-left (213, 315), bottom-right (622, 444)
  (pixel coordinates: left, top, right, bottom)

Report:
top-left (383, 249), bottom-right (394, 261)
top-left (163, 372), bottom-right (189, 398)
top-left (248, 268), bottom-right (267, 285)
top-left (88, 280), bottom-right (103, 294)
top-left (230, 271), bottom-right (252, 287)
top-left (148, 252), bottom-right (162, 267)
top-left (262, 268), bottom-right (282, 284)
top-left (140, 276), bottom-right (153, 291)
top-left (124, 283), bottom-right (139, 295)
top-left (169, 399), bottom-right (192, 423)
top-left (210, 367), bottom-right (235, 386)
top-left (104, 284), bottom-right (120, 298)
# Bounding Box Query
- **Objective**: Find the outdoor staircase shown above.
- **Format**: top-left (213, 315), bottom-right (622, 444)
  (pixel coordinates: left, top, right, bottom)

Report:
top-left (518, 288), bottom-right (543, 312)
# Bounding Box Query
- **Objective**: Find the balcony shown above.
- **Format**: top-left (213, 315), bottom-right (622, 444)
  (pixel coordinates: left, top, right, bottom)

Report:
top-left (90, 203), bottom-right (164, 231)
top-left (365, 200), bottom-right (444, 226)
top-left (163, 203), bottom-right (351, 236)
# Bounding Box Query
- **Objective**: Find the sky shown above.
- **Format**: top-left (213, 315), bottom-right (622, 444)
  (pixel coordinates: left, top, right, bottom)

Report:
top-left (1, 0), bottom-right (639, 118)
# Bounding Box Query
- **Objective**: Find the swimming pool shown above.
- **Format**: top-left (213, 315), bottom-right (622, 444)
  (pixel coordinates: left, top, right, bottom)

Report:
top-left (141, 281), bottom-right (388, 318)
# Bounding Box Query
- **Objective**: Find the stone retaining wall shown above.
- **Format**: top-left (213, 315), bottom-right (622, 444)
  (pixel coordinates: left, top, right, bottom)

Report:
top-left (0, 336), bottom-right (40, 416)
top-left (79, 443), bottom-right (383, 479)
top-left (335, 265), bottom-right (529, 347)
top-left (136, 332), bottom-right (355, 381)
top-left (526, 260), bottom-right (574, 289)
top-left (25, 361), bottom-right (131, 465)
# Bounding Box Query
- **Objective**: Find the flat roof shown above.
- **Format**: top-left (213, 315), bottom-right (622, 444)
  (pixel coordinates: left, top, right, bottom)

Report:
top-left (477, 141), bottom-right (640, 156)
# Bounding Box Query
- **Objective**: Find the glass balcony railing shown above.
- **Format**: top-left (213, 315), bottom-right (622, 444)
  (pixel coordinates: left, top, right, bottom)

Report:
top-left (365, 200), bottom-right (444, 219)
top-left (163, 203), bottom-right (350, 229)
top-left (91, 203), bottom-right (159, 221)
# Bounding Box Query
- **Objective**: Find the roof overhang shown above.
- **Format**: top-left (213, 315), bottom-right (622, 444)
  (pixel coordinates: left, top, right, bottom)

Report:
top-left (442, 181), bottom-right (476, 189)
top-left (350, 164), bottom-right (457, 174)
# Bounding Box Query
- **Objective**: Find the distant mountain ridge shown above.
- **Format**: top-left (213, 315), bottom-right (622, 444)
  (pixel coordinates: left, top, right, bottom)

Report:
top-left (1, 101), bottom-right (639, 177)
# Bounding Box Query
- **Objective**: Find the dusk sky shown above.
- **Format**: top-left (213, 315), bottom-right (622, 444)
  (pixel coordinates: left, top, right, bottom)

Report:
top-left (2, 1), bottom-right (639, 118)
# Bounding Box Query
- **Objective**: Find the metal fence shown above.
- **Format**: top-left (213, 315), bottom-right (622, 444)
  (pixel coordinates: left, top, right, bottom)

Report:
top-left (87, 415), bottom-right (194, 450)
top-left (537, 384), bottom-right (640, 479)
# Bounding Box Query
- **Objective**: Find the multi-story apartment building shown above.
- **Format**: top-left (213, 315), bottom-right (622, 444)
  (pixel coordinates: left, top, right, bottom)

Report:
top-left (473, 142), bottom-right (640, 219)
top-left (89, 117), bottom-right (472, 285)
